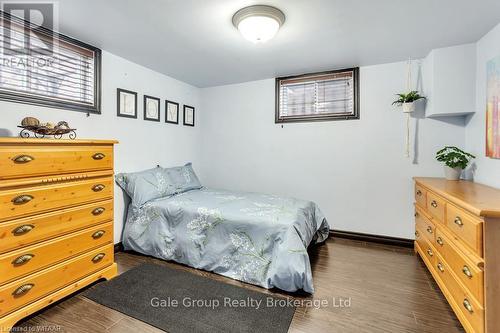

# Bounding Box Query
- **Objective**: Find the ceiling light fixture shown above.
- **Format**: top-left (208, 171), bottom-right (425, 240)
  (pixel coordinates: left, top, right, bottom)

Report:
top-left (232, 5), bottom-right (285, 43)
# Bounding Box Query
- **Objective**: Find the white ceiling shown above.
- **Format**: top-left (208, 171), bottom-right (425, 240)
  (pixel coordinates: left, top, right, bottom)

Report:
top-left (57, 0), bottom-right (500, 87)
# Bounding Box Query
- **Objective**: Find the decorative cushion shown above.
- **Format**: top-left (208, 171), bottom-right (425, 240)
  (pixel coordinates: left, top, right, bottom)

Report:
top-left (162, 163), bottom-right (202, 194)
top-left (115, 167), bottom-right (176, 207)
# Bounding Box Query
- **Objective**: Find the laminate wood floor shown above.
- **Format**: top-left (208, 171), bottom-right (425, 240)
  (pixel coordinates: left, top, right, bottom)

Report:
top-left (13, 238), bottom-right (464, 333)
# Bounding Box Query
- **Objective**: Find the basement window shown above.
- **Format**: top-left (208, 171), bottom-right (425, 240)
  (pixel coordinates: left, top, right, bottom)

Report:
top-left (0, 11), bottom-right (101, 113)
top-left (275, 68), bottom-right (359, 123)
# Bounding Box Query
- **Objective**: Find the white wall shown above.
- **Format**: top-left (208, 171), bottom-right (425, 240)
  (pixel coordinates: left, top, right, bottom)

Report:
top-left (199, 61), bottom-right (465, 239)
top-left (0, 50), bottom-right (201, 243)
top-left (465, 22), bottom-right (500, 188)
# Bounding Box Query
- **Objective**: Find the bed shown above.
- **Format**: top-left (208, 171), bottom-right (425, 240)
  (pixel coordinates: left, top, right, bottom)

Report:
top-left (117, 164), bottom-right (330, 293)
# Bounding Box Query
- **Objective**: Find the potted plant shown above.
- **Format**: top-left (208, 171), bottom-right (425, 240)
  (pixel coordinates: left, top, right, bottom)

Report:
top-left (435, 146), bottom-right (475, 181)
top-left (392, 91), bottom-right (426, 113)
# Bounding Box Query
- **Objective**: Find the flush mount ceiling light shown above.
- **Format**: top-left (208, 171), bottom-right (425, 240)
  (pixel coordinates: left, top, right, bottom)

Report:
top-left (232, 5), bottom-right (285, 43)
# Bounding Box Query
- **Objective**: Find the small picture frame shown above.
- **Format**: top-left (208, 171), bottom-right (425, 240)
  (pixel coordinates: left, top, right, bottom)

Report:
top-left (183, 105), bottom-right (195, 127)
top-left (117, 88), bottom-right (137, 118)
top-left (165, 100), bottom-right (179, 124)
top-left (144, 95), bottom-right (161, 122)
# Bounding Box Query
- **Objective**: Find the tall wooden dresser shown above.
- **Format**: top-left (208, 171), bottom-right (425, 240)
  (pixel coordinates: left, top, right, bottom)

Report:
top-left (414, 177), bottom-right (500, 333)
top-left (0, 138), bottom-right (118, 332)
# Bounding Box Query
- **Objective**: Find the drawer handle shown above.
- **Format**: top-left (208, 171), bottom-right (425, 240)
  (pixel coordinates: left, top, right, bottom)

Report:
top-left (12, 154), bottom-right (34, 164)
top-left (436, 237), bottom-right (444, 246)
top-left (462, 265), bottom-right (473, 279)
top-left (12, 224), bottom-right (35, 236)
top-left (426, 226), bottom-right (433, 234)
top-left (415, 230), bottom-right (420, 238)
top-left (416, 189), bottom-right (422, 196)
top-left (12, 254), bottom-right (35, 266)
top-left (92, 184), bottom-right (106, 192)
top-left (92, 207), bottom-right (105, 216)
top-left (437, 263), bottom-right (445, 272)
top-left (92, 253), bottom-right (106, 263)
top-left (12, 283), bottom-right (34, 297)
top-left (463, 299), bottom-right (474, 314)
top-left (92, 230), bottom-right (106, 239)
top-left (454, 216), bottom-right (464, 227)
top-left (92, 153), bottom-right (105, 160)
top-left (427, 249), bottom-right (434, 257)
top-left (414, 212), bottom-right (419, 218)
top-left (431, 200), bottom-right (438, 208)
top-left (11, 194), bottom-right (34, 205)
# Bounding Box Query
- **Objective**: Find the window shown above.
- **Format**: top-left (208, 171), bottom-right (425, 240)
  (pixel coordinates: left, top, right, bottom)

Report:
top-left (0, 11), bottom-right (101, 113)
top-left (275, 68), bottom-right (359, 123)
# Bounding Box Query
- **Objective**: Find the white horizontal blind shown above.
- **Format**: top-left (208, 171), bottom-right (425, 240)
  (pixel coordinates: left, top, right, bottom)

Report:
top-left (0, 13), bottom-right (99, 112)
top-left (278, 70), bottom-right (356, 121)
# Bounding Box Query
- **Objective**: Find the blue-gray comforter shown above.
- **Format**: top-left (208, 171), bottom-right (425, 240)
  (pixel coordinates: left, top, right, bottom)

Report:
top-left (122, 188), bottom-right (330, 293)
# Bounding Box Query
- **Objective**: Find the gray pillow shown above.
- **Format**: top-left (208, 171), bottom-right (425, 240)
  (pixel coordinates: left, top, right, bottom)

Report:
top-left (115, 167), bottom-right (177, 207)
top-left (162, 163), bottom-right (202, 194)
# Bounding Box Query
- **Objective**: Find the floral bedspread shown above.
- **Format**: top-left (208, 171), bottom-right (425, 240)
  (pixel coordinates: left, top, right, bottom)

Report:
top-left (122, 188), bottom-right (330, 293)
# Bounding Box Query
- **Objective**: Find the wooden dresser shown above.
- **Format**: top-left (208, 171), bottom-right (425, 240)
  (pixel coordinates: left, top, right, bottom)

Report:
top-left (0, 138), bottom-right (118, 332)
top-left (414, 177), bottom-right (500, 333)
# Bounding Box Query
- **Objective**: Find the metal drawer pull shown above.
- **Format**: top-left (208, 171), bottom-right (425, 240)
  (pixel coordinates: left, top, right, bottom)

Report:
top-left (463, 299), bottom-right (473, 313)
top-left (92, 253), bottom-right (106, 263)
top-left (12, 194), bottom-right (34, 205)
top-left (12, 283), bottom-right (34, 297)
top-left (462, 266), bottom-right (473, 279)
top-left (437, 263), bottom-right (445, 272)
top-left (454, 217), bottom-right (464, 227)
top-left (426, 226), bottom-right (433, 234)
top-left (92, 184), bottom-right (105, 192)
top-left (427, 249), bottom-right (434, 257)
top-left (92, 207), bottom-right (105, 216)
top-left (12, 155), bottom-right (34, 164)
top-left (436, 237), bottom-right (444, 246)
top-left (12, 224), bottom-right (35, 236)
top-left (431, 200), bottom-right (438, 208)
top-left (12, 254), bottom-right (35, 266)
top-left (416, 189), bottom-right (422, 196)
top-left (92, 153), bottom-right (105, 160)
top-left (415, 231), bottom-right (419, 238)
top-left (92, 230), bottom-right (106, 239)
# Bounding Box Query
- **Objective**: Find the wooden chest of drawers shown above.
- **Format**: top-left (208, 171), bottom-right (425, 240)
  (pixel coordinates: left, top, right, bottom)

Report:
top-left (414, 177), bottom-right (500, 333)
top-left (0, 138), bottom-right (118, 332)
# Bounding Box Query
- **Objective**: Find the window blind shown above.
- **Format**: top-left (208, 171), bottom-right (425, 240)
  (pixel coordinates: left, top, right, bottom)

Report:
top-left (0, 11), bottom-right (101, 113)
top-left (276, 68), bottom-right (358, 123)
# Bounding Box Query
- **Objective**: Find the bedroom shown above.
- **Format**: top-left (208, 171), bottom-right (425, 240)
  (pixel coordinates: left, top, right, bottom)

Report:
top-left (1, 0), bottom-right (500, 332)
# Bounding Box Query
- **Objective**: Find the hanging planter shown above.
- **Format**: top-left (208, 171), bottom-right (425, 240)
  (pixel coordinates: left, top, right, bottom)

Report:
top-left (402, 102), bottom-right (416, 113)
top-left (392, 91), bottom-right (426, 113)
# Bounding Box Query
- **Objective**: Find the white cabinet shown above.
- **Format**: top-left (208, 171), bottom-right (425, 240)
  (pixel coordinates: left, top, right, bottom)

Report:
top-left (423, 44), bottom-right (476, 117)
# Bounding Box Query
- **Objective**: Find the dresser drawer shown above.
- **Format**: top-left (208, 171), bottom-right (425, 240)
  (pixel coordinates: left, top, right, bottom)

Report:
top-left (415, 183), bottom-right (427, 208)
top-left (446, 204), bottom-right (483, 257)
top-left (0, 177), bottom-right (113, 222)
top-left (434, 252), bottom-right (484, 333)
top-left (416, 227), bottom-right (436, 267)
top-left (0, 200), bottom-right (113, 254)
top-left (0, 222), bottom-right (113, 286)
top-left (0, 145), bottom-right (113, 180)
top-left (415, 207), bottom-right (436, 245)
top-left (0, 244), bottom-right (113, 317)
top-left (427, 191), bottom-right (446, 222)
top-left (435, 228), bottom-right (484, 305)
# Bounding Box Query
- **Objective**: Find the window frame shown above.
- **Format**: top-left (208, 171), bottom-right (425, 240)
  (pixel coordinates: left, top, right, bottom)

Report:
top-left (0, 11), bottom-right (102, 114)
top-left (275, 67), bottom-right (360, 123)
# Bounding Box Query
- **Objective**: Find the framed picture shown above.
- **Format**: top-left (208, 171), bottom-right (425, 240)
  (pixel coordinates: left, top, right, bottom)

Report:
top-left (117, 88), bottom-right (137, 118)
top-left (165, 100), bottom-right (179, 124)
top-left (144, 95), bottom-right (161, 122)
top-left (487, 55), bottom-right (500, 159)
top-left (183, 105), bottom-right (195, 126)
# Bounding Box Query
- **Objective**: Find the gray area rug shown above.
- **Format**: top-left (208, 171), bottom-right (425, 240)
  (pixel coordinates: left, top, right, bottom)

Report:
top-left (83, 263), bottom-right (295, 333)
